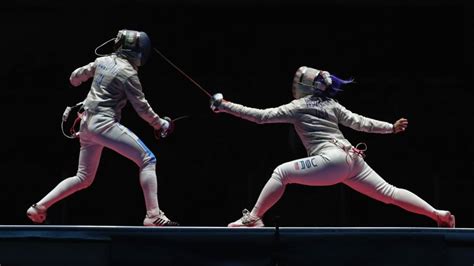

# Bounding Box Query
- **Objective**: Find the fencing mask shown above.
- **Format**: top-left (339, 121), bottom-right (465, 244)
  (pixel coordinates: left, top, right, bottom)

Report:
top-left (113, 29), bottom-right (151, 67)
top-left (292, 66), bottom-right (353, 98)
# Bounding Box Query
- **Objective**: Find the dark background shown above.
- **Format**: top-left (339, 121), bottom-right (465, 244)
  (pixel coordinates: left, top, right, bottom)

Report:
top-left (1, 0), bottom-right (472, 228)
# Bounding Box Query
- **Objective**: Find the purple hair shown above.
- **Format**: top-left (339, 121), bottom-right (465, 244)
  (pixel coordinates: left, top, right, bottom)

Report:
top-left (314, 74), bottom-right (354, 97)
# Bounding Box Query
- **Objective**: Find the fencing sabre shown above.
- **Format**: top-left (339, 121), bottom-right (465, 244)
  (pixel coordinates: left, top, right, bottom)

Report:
top-left (153, 48), bottom-right (214, 98)
top-left (153, 115), bottom-right (190, 140)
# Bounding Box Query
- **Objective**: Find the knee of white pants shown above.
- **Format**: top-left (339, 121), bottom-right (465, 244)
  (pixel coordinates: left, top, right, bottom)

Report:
top-left (140, 160), bottom-right (156, 172)
top-left (272, 166), bottom-right (287, 185)
top-left (76, 171), bottom-right (95, 189)
top-left (136, 151), bottom-right (157, 169)
top-left (378, 183), bottom-right (398, 205)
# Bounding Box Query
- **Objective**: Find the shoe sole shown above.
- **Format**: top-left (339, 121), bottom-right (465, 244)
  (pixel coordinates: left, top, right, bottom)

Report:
top-left (227, 222), bottom-right (265, 228)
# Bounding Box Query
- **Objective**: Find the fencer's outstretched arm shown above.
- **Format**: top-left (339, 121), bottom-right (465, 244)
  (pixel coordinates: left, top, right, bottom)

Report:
top-left (210, 93), bottom-right (296, 124)
top-left (210, 93), bottom-right (406, 133)
top-left (334, 102), bottom-right (400, 134)
top-left (124, 74), bottom-right (168, 131)
top-left (70, 62), bottom-right (96, 87)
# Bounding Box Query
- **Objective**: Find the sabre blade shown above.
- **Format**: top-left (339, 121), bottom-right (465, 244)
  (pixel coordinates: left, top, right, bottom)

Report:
top-left (153, 47), bottom-right (212, 98)
top-left (172, 115), bottom-right (190, 122)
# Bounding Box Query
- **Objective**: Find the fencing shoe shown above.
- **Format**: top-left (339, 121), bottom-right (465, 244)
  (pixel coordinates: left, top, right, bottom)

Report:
top-left (143, 210), bottom-right (179, 226)
top-left (26, 204), bottom-right (47, 224)
top-left (228, 209), bottom-right (264, 227)
top-left (436, 210), bottom-right (455, 228)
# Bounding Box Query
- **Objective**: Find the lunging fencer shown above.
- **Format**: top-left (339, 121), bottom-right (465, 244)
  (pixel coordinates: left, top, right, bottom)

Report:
top-left (210, 66), bottom-right (455, 228)
top-left (26, 29), bottom-right (179, 226)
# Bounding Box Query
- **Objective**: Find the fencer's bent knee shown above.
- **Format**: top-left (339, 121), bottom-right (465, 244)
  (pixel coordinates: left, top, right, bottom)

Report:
top-left (137, 151), bottom-right (156, 170)
top-left (271, 165), bottom-right (288, 185)
top-left (75, 171), bottom-right (95, 189)
top-left (140, 160), bottom-right (156, 172)
top-left (377, 183), bottom-right (397, 204)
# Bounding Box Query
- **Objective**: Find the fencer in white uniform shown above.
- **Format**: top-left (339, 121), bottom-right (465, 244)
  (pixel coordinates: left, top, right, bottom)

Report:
top-left (210, 66), bottom-right (455, 228)
top-left (27, 30), bottom-right (178, 226)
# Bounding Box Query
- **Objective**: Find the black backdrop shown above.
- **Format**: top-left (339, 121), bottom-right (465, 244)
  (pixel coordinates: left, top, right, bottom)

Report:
top-left (1, 0), bottom-right (472, 228)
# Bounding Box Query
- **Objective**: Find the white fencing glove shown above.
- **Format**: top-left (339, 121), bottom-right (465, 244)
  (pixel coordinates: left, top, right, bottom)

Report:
top-left (210, 93), bottom-right (224, 113)
top-left (155, 117), bottom-right (175, 139)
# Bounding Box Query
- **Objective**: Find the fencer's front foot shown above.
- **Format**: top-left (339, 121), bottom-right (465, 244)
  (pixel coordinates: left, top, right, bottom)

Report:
top-left (143, 210), bottom-right (179, 226)
top-left (435, 210), bottom-right (455, 228)
top-left (228, 209), bottom-right (264, 228)
top-left (26, 204), bottom-right (47, 224)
